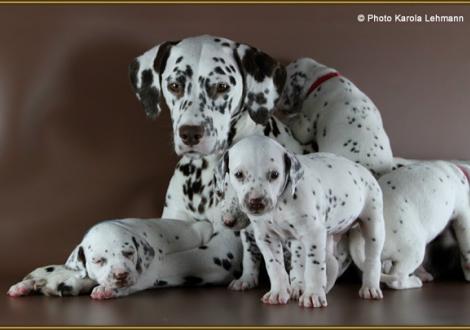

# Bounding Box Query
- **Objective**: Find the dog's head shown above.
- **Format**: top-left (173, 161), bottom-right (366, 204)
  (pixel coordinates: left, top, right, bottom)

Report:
top-left (129, 35), bottom-right (286, 156)
top-left (278, 57), bottom-right (320, 116)
top-left (66, 222), bottom-right (155, 289)
top-left (219, 135), bottom-right (303, 217)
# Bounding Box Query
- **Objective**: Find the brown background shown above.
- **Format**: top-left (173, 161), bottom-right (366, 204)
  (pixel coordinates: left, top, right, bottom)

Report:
top-left (0, 4), bottom-right (469, 278)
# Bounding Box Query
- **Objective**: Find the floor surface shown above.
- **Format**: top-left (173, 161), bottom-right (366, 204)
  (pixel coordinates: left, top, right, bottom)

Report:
top-left (1, 274), bottom-right (470, 326)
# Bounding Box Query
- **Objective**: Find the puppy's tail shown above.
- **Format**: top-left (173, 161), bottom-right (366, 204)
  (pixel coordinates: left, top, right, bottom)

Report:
top-left (348, 226), bottom-right (399, 286)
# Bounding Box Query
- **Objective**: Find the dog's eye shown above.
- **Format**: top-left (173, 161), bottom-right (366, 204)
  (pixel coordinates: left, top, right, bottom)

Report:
top-left (234, 171), bottom-right (244, 181)
top-left (93, 258), bottom-right (107, 266)
top-left (216, 82), bottom-right (230, 94)
top-left (268, 170), bottom-right (279, 181)
top-left (122, 251), bottom-right (134, 259)
top-left (168, 82), bottom-right (183, 95)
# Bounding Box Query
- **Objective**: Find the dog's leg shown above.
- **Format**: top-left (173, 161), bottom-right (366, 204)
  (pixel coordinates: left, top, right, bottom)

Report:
top-left (414, 265), bottom-right (434, 282)
top-left (228, 228), bottom-right (261, 291)
top-left (252, 224), bottom-right (290, 305)
top-left (289, 240), bottom-right (305, 299)
top-left (8, 265), bottom-right (96, 297)
top-left (357, 206), bottom-right (385, 299)
top-left (298, 224), bottom-right (328, 308)
top-left (452, 211), bottom-right (470, 281)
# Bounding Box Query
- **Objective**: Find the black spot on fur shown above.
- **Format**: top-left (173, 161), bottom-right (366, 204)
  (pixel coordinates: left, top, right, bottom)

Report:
top-left (45, 267), bottom-right (55, 273)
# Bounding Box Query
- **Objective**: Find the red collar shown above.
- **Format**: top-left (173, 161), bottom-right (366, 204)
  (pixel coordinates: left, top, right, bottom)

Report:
top-left (457, 164), bottom-right (470, 183)
top-left (306, 71), bottom-right (340, 97)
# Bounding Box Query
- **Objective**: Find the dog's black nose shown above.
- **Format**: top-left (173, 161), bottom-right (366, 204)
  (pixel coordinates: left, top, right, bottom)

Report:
top-left (248, 198), bottom-right (265, 212)
top-left (179, 125), bottom-right (204, 146)
top-left (113, 271), bottom-right (129, 280)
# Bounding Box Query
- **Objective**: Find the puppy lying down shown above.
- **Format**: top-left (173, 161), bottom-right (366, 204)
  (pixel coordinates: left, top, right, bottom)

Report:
top-left (8, 218), bottom-right (212, 299)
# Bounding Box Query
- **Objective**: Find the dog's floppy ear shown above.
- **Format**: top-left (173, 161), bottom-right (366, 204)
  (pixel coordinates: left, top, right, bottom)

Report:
top-left (132, 236), bottom-right (155, 274)
top-left (283, 151), bottom-right (304, 196)
top-left (129, 41), bottom-right (178, 119)
top-left (217, 150), bottom-right (230, 192)
top-left (234, 43), bottom-right (286, 125)
top-left (65, 245), bottom-right (88, 279)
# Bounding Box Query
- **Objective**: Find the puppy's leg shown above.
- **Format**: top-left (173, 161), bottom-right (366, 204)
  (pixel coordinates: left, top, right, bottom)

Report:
top-left (252, 224), bottom-right (290, 305)
top-left (299, 224), bottom-right (328, 308)
top-left (325, 235), bottom-right (339, 293)
top-left (289, 241), bottom-right (305, 300)
top-left (228, 228), bottom-right (261, 291)
top-left (358, 206), bottom-right (385, 299)
top-left (452, 211), bottom-right (470, 281)
top-left (414, 265), bottom-right (434, 282)
top-left (7, 265), bottom-right (96, 297)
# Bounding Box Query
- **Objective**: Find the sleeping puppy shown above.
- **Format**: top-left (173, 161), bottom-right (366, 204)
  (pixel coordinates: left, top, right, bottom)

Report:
top-left (220, 135), bottom-right (385, 308)
top-left (349, 161), bottom-right (470, 289)
top-left (8, 218), bottom-right (212, 299)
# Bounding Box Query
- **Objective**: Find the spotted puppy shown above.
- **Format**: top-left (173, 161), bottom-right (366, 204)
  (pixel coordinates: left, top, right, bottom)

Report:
top-left (220, 184), bottom-right (351, 295)
top-left (221, 135), bottom-right (385, 308)
top-left (8, 218), bottom-right (212, 299)
top-left (279, 57), bottom-right (393, 176)
top-left (349, 161), bottom-right (470, 289)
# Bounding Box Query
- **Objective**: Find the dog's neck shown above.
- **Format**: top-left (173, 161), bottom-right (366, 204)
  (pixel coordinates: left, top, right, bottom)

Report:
top-left (299, 61), bottom-right (336, 101)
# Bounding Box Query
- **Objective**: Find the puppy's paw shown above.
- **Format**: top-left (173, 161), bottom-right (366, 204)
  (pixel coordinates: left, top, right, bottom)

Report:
top-left (289, 281), bottom-right (303, 300)
top-left (228, 275), bottom-right (258, 291)
top-left (261, 288), bottom-right (290, 305)
top-left (90, 286), bottom-right (116, 300)
top-left (415, 268), bottom-right (434, 283)
top-left (7, 280), bottom-right (35, 297)
top-left (298, 290), bottom-right (327, 308)
top-left (359, 285), bottom-right (383, 299)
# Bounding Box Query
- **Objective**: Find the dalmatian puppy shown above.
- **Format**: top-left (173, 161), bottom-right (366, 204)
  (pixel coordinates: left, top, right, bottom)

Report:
top-left (8, 218), bottom-right (212, 299)
top-left (13, 35), bottom-right (317, 297)
top-left (221, 135), bottom-right (385, 307)
top-left (349, 161), bottom-right (470, 289)
top-left (278, 57), bottom-right (394, 176)
top-left (220, 183), bottom-right (352, 294)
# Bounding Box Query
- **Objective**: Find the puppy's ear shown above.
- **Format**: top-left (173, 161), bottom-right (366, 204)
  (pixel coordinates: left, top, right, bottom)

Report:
top-left (283, 152), bottom-right (304, 196)
top-left (65, 245), bottom-right (88, 279)
top-left (217, 150), bottom-right (230, 191)
top-left (129, 40), bottom-right (179, 119)
top-left (234, 43), bottom-right (286, 125)
top-left (132, 236), bottom-right (155, 274)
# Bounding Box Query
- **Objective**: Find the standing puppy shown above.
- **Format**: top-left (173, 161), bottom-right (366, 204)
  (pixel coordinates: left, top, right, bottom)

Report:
top-left (349, 161), bottom-right (470, 289)
top-left (221, 135), bottom-right (385, 308)
top-left (279, 58), bottom-right (393, 176)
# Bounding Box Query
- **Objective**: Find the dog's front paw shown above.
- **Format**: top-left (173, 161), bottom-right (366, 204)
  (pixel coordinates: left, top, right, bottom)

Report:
top-left (290, 281), bottom-right (303, 300)
top-left (228, 275), bottom-right (258, 291)
top-left (298, 290), bottom-right (327, 308)
top-left (261, 288), bottom-right (290, 305)
top-left (359, 285), bottom-right (383, 299)
top-left (90, 286), bottom-right (116, 300)
top-left (7, 280), bottom-right (35, 297)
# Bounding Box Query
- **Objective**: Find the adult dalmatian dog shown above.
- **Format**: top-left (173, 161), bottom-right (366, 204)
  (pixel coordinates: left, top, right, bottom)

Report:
top-left (8, 35), bottom-right (322, 297)
top-left (9, 219), bottom-right (213, 299)
top-left (220, 136), bottom-right (385, 307)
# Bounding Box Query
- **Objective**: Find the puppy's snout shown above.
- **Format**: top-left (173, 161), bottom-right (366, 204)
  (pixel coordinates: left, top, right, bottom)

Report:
top-left (223, 215), bottom-right (237, 228)
top-left (179, 125), bottom-right (204, 146)
top-left (113, 271), bottom-right (129, 281)
top-left (247, 197), bottom-right (266, 213)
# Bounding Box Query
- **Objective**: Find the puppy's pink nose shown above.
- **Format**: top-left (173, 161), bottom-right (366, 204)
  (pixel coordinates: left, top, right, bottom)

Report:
top-left (248, 198), bottom-right (265, 212)
top-left (113, 271), bottom-right (129, 280)
top-left (223, 216), bottom-right (236, 228)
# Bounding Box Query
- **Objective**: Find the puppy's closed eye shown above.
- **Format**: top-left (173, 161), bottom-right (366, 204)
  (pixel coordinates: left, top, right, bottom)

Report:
top-left (122, 251), bottom-right (135, 259)
top-left (93, 258), bottom-right (107, 266)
